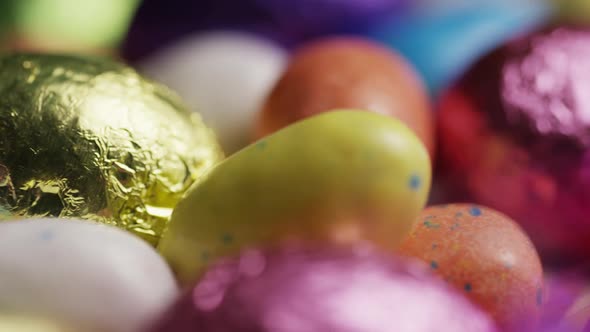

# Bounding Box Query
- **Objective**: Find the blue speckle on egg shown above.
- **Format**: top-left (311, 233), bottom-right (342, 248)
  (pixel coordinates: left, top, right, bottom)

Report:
top-left (222, 233), bottom-right (234, 244)
top-left (469, 206), bottom-right (482, 217)
top-left (39, 229), bottom-right (54, 241)
top-left (409, 174), bottom-right (421, 191)
top-left (256, 140), bottom-right (267, 150)
top-left (464, 283), bottom-right (472, 292)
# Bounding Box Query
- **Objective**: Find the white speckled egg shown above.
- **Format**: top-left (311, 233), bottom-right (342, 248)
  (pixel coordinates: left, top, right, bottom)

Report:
top-left (0, 219), bottom-right (179, 332)
top-left (138, 30), bottom-right (288, 154)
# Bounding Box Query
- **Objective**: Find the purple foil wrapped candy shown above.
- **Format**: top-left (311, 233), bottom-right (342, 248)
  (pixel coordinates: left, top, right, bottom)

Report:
top-left (121, 0), bottom-right (407, 61)
top-left (438, 25), bottom-right (590, 263)
top-left (541, 271), bottom-right (590, 332)
top-left (150, 246), bottom-right (497, 332)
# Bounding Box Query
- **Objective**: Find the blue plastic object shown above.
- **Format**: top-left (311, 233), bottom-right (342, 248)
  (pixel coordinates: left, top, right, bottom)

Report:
top-left (368, 2), bottom-right (552, 96)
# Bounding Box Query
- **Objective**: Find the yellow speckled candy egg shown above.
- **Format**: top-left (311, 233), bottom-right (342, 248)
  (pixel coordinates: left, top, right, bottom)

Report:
top-left (0, 315), bottom-right (72, 332)
top-left (0, 53), bottom-right (223, 244)
top-left (159, 110), bottom-right (431, 284)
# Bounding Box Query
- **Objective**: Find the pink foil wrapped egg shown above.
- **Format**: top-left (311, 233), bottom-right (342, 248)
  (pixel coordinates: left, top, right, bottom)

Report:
top-left (150, 246), bottom-right (497, 332)
top-left (438, 25), bottom-right (590, 263)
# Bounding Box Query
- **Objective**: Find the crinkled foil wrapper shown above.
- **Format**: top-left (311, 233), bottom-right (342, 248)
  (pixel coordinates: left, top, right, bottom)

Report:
top-left (438, 26), bottom-right (590, 261)
top-left (0, 53), bottom-right (223, 245)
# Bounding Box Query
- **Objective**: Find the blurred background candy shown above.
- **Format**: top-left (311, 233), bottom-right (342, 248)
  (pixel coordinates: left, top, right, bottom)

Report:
top-left (121, 0), bottom-right (409, 62)
top-left (149, 246), bottom-right (498, 332)
top-left (399, 204), bottom-right (543, 332)
top-left (0, 53), bottom-right (222, 244)
top-left (257, 37), bottom-right (434, 156)
top-left (0, 0), bottom-right (139, 54)
top-left (552, 0), bottom-right (590, 25)
top-left (159, 111), bottom-right (431, 284)
top-left (0, 315), bottom-right (72, 332)
top-left (0, 0), bottom-right (584, 330)
top-left (367, 0), bottom-right (552, 96)
top-left (0, 219), bottom-right (178, 332)
top-left (438, 25), bottom-right (590, 263)
top-left (139, 31), bottom-right (288, 154)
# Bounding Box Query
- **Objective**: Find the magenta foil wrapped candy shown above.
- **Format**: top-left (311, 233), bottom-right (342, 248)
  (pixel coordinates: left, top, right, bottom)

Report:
top-left (540, 271), bottom-right (590, 332)
top-left (438, 25), bottom-right (590, 263)
top-left (149, 246), bottom-right (497, 332)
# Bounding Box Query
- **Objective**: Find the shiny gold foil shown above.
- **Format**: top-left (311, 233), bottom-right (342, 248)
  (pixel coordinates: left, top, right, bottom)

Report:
top-left (0, 53), bottom-right (223, 244)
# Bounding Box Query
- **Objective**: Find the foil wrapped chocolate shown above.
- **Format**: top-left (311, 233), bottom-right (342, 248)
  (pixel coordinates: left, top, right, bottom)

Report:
top-left (121, 0), bottom-right (409, 62)
top-left (438, 25), bottom-right (590, 262)
top-left (0, 53), bottom-right (223, 244)
top-left (149, 246), bottom-right (498, 332)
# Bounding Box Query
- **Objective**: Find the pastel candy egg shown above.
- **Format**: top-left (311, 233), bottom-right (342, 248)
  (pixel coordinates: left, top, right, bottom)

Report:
top-left (0, 315), bottom-right (72, 332)
top-left (0, 0), bottom-right (138, 53)
top-left (0, 219), bottom-right (179, 332)
top-left (159, 110), bottom-right (431, 284)
top-left (257, 37), bottom-right (434, 157)
top-left (150, 246), bottom-right (498, 332)
top-left (139, 31), bottom-right (288, 154)
top-left (399, 204), bottom-right (544, 332)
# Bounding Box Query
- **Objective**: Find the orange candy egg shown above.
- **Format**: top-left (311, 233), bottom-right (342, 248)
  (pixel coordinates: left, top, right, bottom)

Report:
top-left (399, 204), bottom-right (543, 332)
top-left (256, 37), bottom-right (435, 157)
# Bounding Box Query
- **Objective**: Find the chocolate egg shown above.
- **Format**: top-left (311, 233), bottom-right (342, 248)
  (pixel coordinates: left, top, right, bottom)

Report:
top-left (150, 246), bottom-right (497, 332)
top-left (399, 204), bottom-right (543, 332)
top-left (0, 219), bottom-right (178, 332)
top-left (438, 25), bottom-right (590, 261)
top-left (257, 37), bottom-right (434, 156)
top-left (159, 111), bottom-right (431, 284)
top-left (0, 53), bottom-right (223, 244)
top-left (139, 31), bottom-right (288, 154)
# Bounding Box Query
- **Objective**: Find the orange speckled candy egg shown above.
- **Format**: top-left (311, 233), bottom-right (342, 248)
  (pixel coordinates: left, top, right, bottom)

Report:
top-left (256, 37), bottom-right (435, 157)
top-left (399, 204), bottom-right (543, 332)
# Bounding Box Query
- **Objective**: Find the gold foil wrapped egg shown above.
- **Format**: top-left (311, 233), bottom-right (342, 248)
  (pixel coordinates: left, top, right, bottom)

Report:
top-left (0, 53), bottom-right (223, 244)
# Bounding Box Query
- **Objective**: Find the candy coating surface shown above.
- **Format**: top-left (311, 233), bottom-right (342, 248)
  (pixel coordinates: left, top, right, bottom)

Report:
top-left (140, 31), bottom-right (287, 154)
top-left (160, 111), bottom-right (431, 284)
top-left (0, 219), bottom-right (179, 332)
top-left (400, 204), bottom-right (543, 332)
top-left (258, 38), bottom-right (434, 156)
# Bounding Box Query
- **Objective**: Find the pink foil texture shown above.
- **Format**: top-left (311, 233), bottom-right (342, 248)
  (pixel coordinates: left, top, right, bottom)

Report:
top-left (438, 25), bottom-right (590, 263)
top-left (150, 246), bottom-right (497, 332)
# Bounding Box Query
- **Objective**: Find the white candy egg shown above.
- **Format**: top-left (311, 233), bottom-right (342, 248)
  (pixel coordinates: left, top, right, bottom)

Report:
top-left (0, 219), bottom-right (178, 332)
top-left (139, 30), bottom-right (288, 154)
